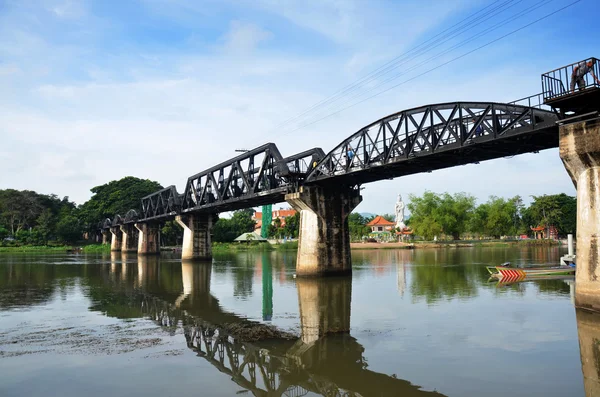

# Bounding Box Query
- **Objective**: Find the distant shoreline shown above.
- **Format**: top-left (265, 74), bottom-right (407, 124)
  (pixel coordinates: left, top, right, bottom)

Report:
top-left (351, 239), bottom-right (561, 250)
top-left (350, 242), bottom-right (415, 250)
top-left (0, 238), bottom-right (561, 254)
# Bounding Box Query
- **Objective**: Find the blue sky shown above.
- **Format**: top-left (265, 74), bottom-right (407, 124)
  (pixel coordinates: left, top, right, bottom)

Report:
top-left (1, 0), bottom-right (598, 213)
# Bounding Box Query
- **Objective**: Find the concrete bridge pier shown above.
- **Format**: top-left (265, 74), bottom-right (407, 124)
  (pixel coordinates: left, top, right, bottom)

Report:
top-left (295, 277), bottom-right (352, 345)
top-left (560, 118), bottom-right (600, 311)
top-left (135, 222), bottom-right (161, 255)
top-left (176, 214), bottom-right (218, 261)
top-left (110, 227), bottom-right (122, 252)
top-left (102, 229), bottom-right (111, 245)
top-left (286, 186), bottom-right (362, 276)
top-left (120, 224), bottom-right (139, 253)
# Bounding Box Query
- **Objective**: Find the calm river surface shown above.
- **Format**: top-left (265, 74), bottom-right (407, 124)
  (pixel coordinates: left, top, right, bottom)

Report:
top-left (0, 246), bottom-right (592, 396)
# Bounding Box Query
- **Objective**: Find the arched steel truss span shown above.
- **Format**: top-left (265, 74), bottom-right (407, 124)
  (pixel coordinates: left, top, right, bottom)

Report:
top-left (306, 102), bottom-right (559, 185)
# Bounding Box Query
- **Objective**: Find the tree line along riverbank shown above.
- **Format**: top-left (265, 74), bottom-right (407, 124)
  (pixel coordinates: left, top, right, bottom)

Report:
top-left (1, 177), bottom-right (575, 249)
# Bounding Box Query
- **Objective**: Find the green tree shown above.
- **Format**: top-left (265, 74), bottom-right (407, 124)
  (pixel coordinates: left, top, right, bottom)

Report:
top-left (0, 189), bottom-right (43, 235)
top-left (161, 220), bottom-right (183, 246)
top-left (469, 202), bottom-right (489, 236)
top-left (56, 215), bottom-right (83, 244)
top-left (36, 209), bottom-right (55, 244)
top-left (212, 209), bottom-right (256, 242)
top-left (233, 209), bottom-right (256, 233)
top-left (408, 191), bottom-right (475, 240)
top-left (381, 213), bottom-right (395, 223)
top-left (437, 192), bottom-right (475, 240)
top-left (526, 194), bottom-right (576, 236)
top-left (78, 177), bottom-right (163, 231)
top-left (269, 217), bottom-right (283, 238)
top-left (478, 196), bottom-right (522, 238)
top-left (282, 212), bottom-right (300, 238)
top-left (213, 218), bottom-right (235, 242)
top-left (348, 212), bottom-right (370, 240)
top-left (407, 192), bottom-right (442, 240)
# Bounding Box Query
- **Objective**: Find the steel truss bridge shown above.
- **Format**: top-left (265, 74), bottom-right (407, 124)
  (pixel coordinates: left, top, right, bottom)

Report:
top-left (100, 99), bottom-right (559, 229)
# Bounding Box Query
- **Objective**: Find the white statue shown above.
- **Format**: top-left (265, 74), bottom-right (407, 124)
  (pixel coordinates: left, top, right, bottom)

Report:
top-left (395, 194), bottom-right (406, 230)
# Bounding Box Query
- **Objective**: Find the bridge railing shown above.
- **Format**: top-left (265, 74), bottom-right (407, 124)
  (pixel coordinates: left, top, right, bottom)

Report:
top-left (542, 57), bottom-right (600, 102)
top-left (508, 93), bottom-right (552, 111)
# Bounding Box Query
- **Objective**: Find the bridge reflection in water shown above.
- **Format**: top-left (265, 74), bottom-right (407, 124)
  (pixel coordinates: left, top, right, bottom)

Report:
top-left (101, 255), bottom-right (445, 397)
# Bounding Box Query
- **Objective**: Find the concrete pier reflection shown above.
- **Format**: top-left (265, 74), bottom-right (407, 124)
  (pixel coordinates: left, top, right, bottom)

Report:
top-left (110, 251), bottom-right (119, 274)
top-left (577, 309), bottom-right (600, 396)
top-left (176, 260), bottom-right (212, 308)
top-left (296, 277), bottom-right (352, 345)
top-left (136, 254), bottom-right (159, 288)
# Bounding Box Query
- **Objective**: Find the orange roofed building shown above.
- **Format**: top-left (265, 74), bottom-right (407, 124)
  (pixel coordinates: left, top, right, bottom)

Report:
top-left (253, 209), bottom-right (297, 231)
top-left (366, 216), bottom-right (395, 233)
top-left (530, 225), bottom-right (558, 240)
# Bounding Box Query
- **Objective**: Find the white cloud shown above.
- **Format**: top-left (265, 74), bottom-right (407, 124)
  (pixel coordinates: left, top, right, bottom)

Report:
top-left (220, 21), bottom-right (272, 54)
top-left (50, 0), bottom-right (87, 19)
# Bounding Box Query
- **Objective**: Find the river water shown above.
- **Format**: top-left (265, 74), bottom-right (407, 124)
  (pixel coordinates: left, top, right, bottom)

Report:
top-left (0, 246), bottom-right (593, 396)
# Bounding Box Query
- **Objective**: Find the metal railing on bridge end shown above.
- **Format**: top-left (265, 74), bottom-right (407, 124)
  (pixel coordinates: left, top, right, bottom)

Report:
top-left (542, 57), bottom-right (600, 103)
top-left (508, 92), bottom-right (551, 111)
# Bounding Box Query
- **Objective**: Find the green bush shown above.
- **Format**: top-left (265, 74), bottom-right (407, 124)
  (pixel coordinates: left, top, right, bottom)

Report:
top-left (81, 244), bottom-right (111, 253)
top-left (276, 241), bottom-right (298, 250)
top-left (212, 242), bottom-right (274, 252)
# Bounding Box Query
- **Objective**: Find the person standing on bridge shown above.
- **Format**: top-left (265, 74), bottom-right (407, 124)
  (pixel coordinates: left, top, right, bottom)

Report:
top-left (571, 59), bottom-right (600, 92)
top-left (346, 145), bottom-right (354, 167)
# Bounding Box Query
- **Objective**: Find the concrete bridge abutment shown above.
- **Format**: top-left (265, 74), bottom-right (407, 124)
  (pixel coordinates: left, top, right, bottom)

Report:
top-left (135, 222), bottom-right (161, 255)
top-left (560, 117), bottom-right (600, 311)
top-left (110, 227), bottom-right (122, 252)
top-left (120, 224), bottom-right (139, 253)
top-left (285, 185), bottom-right (362, 277)
top-left (176, 213), bottom-right (217, 261)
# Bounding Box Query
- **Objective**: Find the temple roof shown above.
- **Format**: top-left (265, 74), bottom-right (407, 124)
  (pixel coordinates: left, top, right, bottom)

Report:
top-left (366, 216), bottom-right (395, 226)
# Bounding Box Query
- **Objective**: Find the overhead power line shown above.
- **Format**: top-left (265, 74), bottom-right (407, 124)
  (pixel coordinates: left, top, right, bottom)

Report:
top-left (285, 0), bottom-right (554, 132)
top-left (268, 0), bottom-right (517, 133)
top-left (280, 0), bottom-right (581, 136)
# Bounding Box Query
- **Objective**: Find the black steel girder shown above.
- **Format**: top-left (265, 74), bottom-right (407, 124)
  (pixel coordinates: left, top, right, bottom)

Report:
top-left (180, 143), bottom-right (290, 214)
top-left (140, 185), bottom-right (182, 222)
top-left (305, 101), bottom-right (559, 185)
